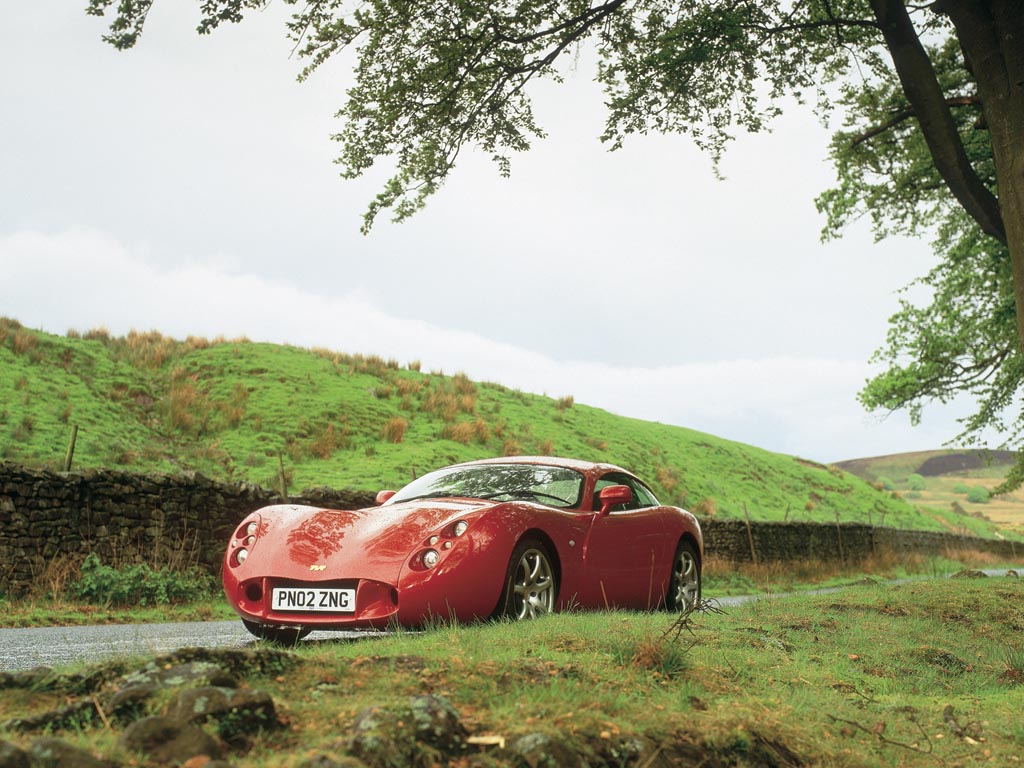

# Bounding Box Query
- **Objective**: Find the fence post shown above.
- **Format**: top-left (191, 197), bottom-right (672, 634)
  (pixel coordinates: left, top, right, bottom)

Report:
top-left (743, 503), bottom-right (758, 565)
top-left (835, 510), bottom-right (845, 564)
top-left (63, 424), bottom-right (78, 472)
top-left (277, 452), bottom-right (289, 503)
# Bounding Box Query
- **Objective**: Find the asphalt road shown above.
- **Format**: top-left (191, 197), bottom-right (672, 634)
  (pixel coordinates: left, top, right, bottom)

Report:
top-left (0, 622), bottom-right (383, 672)
top-left (0, 621), bottom-right (252, 672)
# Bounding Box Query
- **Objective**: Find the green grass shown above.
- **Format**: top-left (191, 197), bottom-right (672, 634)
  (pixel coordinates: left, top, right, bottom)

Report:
top-left (3, 578), bottom-right (1022, 767)
top-left (2, 550), bottom-right (1015, 629)
top-left (0, 595), bottom-right (235, 627)
top-left (2, 317), bottom-right (1019, 536)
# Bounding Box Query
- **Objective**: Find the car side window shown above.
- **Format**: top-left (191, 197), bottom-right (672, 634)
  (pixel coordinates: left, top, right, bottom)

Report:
top-left (629, 479), bottom-right (659, 508)
top-left (593, 472), bottom-right (639, 512)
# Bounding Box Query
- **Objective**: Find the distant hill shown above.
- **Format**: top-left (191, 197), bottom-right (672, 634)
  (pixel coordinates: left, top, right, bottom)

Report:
top-left (835, 450), bottom-right (1024, 536)
top-left (835, 449), bottom-right (1018, 480)
top-left (0, 317), bottom-right (1017, 538)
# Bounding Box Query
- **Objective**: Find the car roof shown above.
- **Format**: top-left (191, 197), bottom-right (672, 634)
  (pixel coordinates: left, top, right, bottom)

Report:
top-left (452, 455), bottom-right (632, 476)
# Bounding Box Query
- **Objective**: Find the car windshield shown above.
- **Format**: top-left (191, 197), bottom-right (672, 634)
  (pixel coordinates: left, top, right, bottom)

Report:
top-left (388, 463), bottom-right (584, 508)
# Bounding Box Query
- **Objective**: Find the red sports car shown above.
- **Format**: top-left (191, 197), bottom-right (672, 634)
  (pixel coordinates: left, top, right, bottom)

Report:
top-left (223, 456), bottom-right (703, 642)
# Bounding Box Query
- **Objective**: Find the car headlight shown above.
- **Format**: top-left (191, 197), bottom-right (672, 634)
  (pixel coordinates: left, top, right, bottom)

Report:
top-left (422, 549), bottom-right (440, 568)
top-left (453, 520), bottom-right (468, 536)
top-left (235, 548), bottom-right (249, 565)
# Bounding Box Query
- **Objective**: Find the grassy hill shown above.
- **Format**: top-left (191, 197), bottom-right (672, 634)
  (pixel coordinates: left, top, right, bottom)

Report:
top-left (0, 316), bottom-right (1016, 537)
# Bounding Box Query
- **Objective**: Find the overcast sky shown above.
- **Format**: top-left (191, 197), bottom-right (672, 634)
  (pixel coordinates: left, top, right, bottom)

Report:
top-left (0, 4), bottom-right (983, 463)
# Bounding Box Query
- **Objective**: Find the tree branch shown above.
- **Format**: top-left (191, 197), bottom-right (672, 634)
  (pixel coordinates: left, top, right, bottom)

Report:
top-left (867, 0), bottom-right (1005, 245)
top-left (850, 94), bottom-right (983, 147)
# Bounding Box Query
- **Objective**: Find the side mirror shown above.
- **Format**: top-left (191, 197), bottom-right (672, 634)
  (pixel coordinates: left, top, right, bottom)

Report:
top-left (598, 484), bottom-right (632, 515)
top-left (375, 490), bottom-right (397, 505)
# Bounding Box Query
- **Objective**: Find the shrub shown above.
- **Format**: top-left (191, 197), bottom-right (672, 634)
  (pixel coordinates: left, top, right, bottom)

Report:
top-left (907, 473), bottom-right (927, 491)
top-left (967, 486), bottom-right (990, 504)
top-left (877, 476), bottom-right (895, 491)
top-left (953, 482), bottom-right (970, 494)
top-left (69, 553), bottom-right (214, 606)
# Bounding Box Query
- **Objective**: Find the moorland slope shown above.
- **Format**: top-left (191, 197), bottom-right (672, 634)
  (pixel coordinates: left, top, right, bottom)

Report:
top-left (0, 317), bottom-right (1011, 536)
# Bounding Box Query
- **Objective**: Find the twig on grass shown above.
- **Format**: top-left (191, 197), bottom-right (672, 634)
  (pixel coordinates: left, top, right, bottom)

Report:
top-left (827, 713), bottom-right (941, 763)
top-left (662, 597), bottom-right (725, 642)
top-left (91, 696), bottom-right (112, 731)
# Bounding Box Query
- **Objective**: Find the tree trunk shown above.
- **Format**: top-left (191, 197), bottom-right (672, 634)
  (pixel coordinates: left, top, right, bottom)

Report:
top-left (869, 0), bottom-right (1006, 242)
top-left (942, 0), bottom-right (1024, 354)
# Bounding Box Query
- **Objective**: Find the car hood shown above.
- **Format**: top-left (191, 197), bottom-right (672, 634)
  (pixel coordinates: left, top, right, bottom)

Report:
top-left (256, 498), bottom-right (494, 579)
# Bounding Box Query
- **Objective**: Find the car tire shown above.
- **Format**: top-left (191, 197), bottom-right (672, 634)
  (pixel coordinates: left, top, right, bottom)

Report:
top-left (666, 539), bottom-right (701, 612)
top-left (242, 619), bottom-right (311, 645)
top-left (497, 538), bottom-right (558, 620)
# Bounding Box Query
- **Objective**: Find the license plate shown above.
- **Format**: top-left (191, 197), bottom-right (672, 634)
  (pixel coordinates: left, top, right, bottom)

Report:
top-left (271, 587), bottom-right (355, 613)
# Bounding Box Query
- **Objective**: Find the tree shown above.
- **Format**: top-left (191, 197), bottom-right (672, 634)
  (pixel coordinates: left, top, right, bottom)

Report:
top-left (85, 1), bottom-right (1024, 438)
top-left (817, 31), bottom-right (1024, 489)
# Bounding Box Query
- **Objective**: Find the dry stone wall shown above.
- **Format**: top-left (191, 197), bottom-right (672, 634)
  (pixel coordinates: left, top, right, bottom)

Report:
top-left (0, 462), bottom-right (375, 597)
top-left (700, 519), bottom-right (1021, 564)
top-left (0, 462), bottom-right (1019, 596)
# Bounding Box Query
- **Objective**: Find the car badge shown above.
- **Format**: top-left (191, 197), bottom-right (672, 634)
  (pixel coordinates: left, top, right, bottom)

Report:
top-left (309, 564), bottom-right (326, 571)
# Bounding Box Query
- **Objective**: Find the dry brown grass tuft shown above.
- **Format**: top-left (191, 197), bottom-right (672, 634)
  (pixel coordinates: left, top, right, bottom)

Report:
top-left (444, 422), bottom-right (477, 444)
top-left (168, 369), bottom-right (214, 435)
top-left (556, 395), bottom-right (574, 411)
top-left (11, 329), bottom-right (38, 356)
top-left (382, 417), bottom-right (408, 443)
top-left (423, 388), bottom-right (459, 421)
top-left (83, 326), bottom-right (111, 343)
top-left (693, 497), bottom-right (717, 517)
top-left (218, 382), bottom-right (249, 427)
top-left (309, 423), bottom-right (348, 458)
top-left (502, 439), bottom-right (524, 456)
top-left (396, 378), bottom-right (422, 397)
top-left (453, 372), bottom-right (476, 396)
top-left (27, 555), bottom-right (84, 602)
top-left (656, 466), bottom-right (680, 495)
top-left (125, 329), bottom-right (177, 368)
